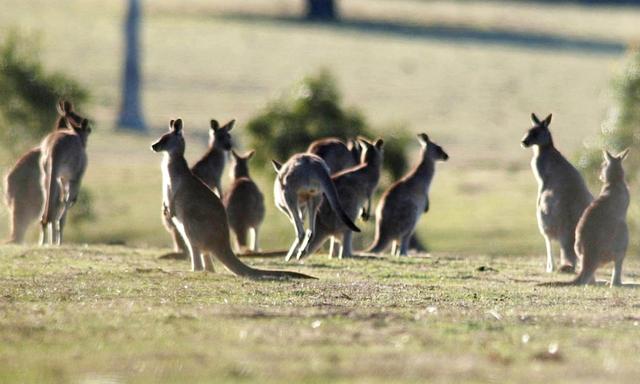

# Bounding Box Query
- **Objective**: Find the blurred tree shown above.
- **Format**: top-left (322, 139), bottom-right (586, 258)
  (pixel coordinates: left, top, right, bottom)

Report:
top-left (246, 69), bottom-right (410, 180)
top-left (0, 30), bottom-right (88, 159)
top-left (117, 0), bottom-right (146, 132)
top-left (306, 0), bottom-right (338, 20)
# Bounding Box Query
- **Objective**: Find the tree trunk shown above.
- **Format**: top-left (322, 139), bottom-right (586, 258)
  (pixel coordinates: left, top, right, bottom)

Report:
top-left (117, 0), bottom-right (146, 132)
top-left (306, 0), bottom-right (337, 21)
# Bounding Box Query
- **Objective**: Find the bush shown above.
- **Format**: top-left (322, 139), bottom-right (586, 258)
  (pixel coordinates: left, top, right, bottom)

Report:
top-left (0, 30), bottom-right (89, 159)
top-left (246, 69), bottom-right (410, 179)
top-left (579, 49), bottom-right (640, 183)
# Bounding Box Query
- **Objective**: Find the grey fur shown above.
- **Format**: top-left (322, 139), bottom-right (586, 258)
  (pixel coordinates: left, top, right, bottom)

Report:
top-left (521, 113), bottom-right (593, 272)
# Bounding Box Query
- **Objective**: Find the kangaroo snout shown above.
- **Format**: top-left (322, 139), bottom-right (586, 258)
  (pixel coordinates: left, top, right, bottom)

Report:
top-left (150, 142), bottom-right (161, 152)
top-left (521, 139), bottom-right (530, 148)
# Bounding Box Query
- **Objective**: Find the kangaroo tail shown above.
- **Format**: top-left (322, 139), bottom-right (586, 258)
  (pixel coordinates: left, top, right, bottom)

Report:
top-left (315, 167), bottom-right (360, 233)
top-left (366, 217), bottom-right (392, 253)
top-left (216, 247), bottom-right (316, 280)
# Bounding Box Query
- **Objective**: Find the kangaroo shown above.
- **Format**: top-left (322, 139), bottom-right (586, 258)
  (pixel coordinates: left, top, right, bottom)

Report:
top-left (573, 150), bottom-right (630, 286)
top-left (223, 150), bottom-right (265, 252)
top-left (521, 113), bottom-right (593, 273)
top-left (272, 153), bottom-right (361, 261)
top-left (39, 115), bottom-right (91, 245)
top-left (301, 137), bottom-right (384, 259)
top-left (367, 133), bottom-right (448, 256)
top-left (307, 137), bottom-right (361, 174)
top-left (191, 119), bottom-right (234, 196)
top-left (151, 119), bottom-right (314, 279)
top-left (4, 101), bottom-right (86, 244)
top-left (161, 119), bottom-right (235, 258)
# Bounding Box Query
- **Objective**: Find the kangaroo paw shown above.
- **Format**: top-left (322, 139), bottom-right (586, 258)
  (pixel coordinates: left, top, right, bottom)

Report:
top-left (558, 264), bottom-right (575, 274)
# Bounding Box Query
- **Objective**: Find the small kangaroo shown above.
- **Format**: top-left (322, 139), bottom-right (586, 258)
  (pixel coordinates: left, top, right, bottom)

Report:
top-left (223, 150), bottom-right (265, 252)
top-left (191, 119), bottom-right (234, 196)
top-left (301, 137), bottom-right (384, 259)
top-left (162, 119), bottom-right (234, 257)
top-left (151, 118), bottom-right (314, 279)
top-left (4, 101), bottom-right (85, 243)
top-left (39, 115), bottom-right (91, 245)
top-left (307, 137), bottom-right (361, 174)
top-left (272, 153), bottom-right (361, 261)
top-left (367, 133), bottom-right (448, 256)
top-left (573, 150), bottom-right (630, 286)
top-left (521, 113), bottom-right (593, 273)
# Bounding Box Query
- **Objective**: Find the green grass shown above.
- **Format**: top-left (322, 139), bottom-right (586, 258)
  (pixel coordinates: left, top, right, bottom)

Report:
top-left (1, 245), bottom-right (640, 383)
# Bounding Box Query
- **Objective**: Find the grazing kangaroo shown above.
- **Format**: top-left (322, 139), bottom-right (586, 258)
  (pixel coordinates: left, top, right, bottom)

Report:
top-left (191, 119), bottom-right (234, 195)
top-left (4, 101), bottom-right (85, 243)
top-left (151, 118), bottom-right (314, 279)
top-left (272, 153), bottom-right (361, 261)
top-left (223, 150), bottom-right (265, 252)
top-left (573, 150), bottom-right (630, 286)
top-left (521, 113), bottom-right (593, 273)
top-left (161, 119), bottom-right (234, 257)
top-left (301, 137), bottom-right (384, 259)
top-left (307, 137), bottom-right (361, 174)
top-left (367, 133), bottom-right (448, 256)
top-left (39, 115), bottom-right (91, 245)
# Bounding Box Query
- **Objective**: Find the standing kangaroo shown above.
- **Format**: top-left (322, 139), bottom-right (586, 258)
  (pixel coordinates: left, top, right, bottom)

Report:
top-left (521, 113), bottom-right (593, 273)
top-left (223, 150), bottom-right (265, 252)
top-left (272, 153), bottom-right (361, 261)
top-left (4, 101), bottom-right (85, 243)
top-left (307, 137), bottom-right (361, 174)
top-left (162, 119), bottom-right (234, 257)
top-left (367, 133), bottom-right (448, 256)
top-left (573, 150), bottom-right (630, 286)
top-left (39, 116), bottom-right (91, 245)
top-left (151, 119), bottom-right (314, 279)
top-left (191, 119), bottom-right (234, 196)
top-left (301, 137), bottom-right (384, 259)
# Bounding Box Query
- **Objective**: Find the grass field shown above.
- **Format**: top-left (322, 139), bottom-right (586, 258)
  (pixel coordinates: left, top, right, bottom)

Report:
top-left (2, 245), bottom-right (640, 383)
top-left (1, 1), bottom-right (640, 382)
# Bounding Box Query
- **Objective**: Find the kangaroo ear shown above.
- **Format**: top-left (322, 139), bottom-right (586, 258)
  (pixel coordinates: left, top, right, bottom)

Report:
top-left (271, 159), bottom-right (282, 172)
top-left (81, 118), bottom-right (89, 129)
top-left (618, 148), bottom-right (630, 161)
top-left (417, 133), bottom-right (429, 147)
top-left (245, 150), bottom-right (255, 159)
top-left (223, 119), bottom-right (236, 131)
top-left (543, 113), bottom-right (553, 127)
top-left (56, 100), bottom-right (68, 116)
top-left (231, 150), bottom-right (240, 159)
top-left (173, 118), bottom-right (183, 133)
top-left (603, 150), bottom-right (614, 162)
top-left (169, 119), bottom-right (175, 130)
top-left (210, 119), bottom-right (219, 131)
top-left (374, 138), bottom-right (384, 149)
top-left (531, 113), bottom-right (542, 126)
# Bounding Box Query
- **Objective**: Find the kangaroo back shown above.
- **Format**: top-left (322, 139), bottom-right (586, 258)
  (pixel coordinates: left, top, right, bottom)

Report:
top-left (312, 165), bottom-right (360, 233)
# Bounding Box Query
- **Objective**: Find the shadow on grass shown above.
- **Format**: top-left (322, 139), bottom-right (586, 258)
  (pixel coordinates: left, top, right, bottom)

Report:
top-left (221, 13), bottom-right (626, 55)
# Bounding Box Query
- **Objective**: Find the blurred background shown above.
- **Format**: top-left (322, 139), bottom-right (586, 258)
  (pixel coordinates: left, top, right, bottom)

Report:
top-left (0, 0), bottom-right (639, 256)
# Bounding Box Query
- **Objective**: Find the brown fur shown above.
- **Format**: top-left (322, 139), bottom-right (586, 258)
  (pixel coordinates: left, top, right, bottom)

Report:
top-left (573, 150), bottom-right (630, 286)
top-left (224, 150), bottom-right (265, 252)
top-left (152, 119), bottom-right (314, 279)
top-left (367, 133), bottom-right (448, 256)
top-left (4, 100), bottom-right (85, 243)
top-left (39, 101), bottom-right (91, 245)
top-left (307, 137), bottom-right (361, 174)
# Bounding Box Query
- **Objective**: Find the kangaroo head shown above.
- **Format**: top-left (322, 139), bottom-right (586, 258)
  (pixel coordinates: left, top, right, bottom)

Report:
top-left (417, 133), bottom-right (448, 161)
top-left (601, 149), bottom-right (629, 183)
top-left (347, 138), bottom-right (363, 164)
top-left (55, 99), bottom-right (84, 131)
top-left (210, 119), bottom-right (235, 151)
top-left (231, 149), bottom-right (255, 179)
top-left (521, 113), bottom-right (553, 148)
top-left (357, 137), bottom-right (384, 165)
top-left (151, 119), bottom-right (185, 155)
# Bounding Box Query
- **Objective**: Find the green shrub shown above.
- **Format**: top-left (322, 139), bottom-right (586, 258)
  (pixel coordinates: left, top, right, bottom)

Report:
top-left (0, 30), bottom-right (89, 160)
top-left (246, 69), bottom-right (410, 179)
